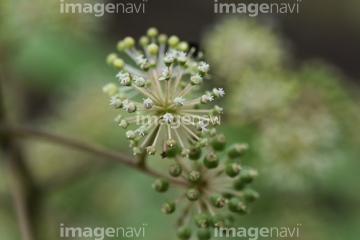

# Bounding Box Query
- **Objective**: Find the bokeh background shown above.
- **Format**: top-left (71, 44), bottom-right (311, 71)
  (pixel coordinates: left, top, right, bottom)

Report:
top-left (0, 0), bottom-right (359, 239)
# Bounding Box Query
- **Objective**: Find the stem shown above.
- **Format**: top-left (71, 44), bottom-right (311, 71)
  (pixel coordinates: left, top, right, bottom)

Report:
top-left (1, 125), bottom-right (189, 187)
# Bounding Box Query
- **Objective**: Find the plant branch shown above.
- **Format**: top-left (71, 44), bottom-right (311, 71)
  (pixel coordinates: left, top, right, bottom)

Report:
top-left (1, 124), bottom-right (188, 187)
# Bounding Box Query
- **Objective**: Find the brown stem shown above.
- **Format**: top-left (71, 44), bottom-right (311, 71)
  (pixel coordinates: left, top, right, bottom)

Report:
top-left (2, 125), bottom-right (189, 187)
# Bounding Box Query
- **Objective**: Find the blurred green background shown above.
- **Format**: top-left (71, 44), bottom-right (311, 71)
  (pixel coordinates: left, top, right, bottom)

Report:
top-left (0, 0), bottom-right (359, 239)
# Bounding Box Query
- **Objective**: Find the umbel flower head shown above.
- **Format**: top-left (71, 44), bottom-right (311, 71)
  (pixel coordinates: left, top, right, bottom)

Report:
top-left (103, 27), bottom-right (225, 157)
top-left (154, 141), bottom-right (259, 240)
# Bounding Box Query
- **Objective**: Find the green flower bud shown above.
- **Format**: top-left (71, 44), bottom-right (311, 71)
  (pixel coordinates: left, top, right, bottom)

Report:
top-left (139, 36), bottom-right (149, 46)
top-left (146, 146), bottom-right (156, 156)
top-left (197, 228), bottom-right (211, 240)
top-left (147, 43), bottom-right (159, 55)
top-left (152, 178), bottom-right (169, 192)
top-left (223, 215), bottom-right (235, 227)
top-left (240, 168), bottom-right (258, 184)
top-left (186, 188), bottom-right (200, 201)
top-left (102, 83), bottom-right (118, 96)
top-left (166, 144), bottom-right (182, 158)
top-left (181, 148), bottom-right (190, 157)
top-left (188, 170), bottom-right (202, 184)
top-left (209, 128), bottom-right (217, 137)
top-left (243, 188), bottom-right (260, 203)
top-left (177, 226), bottom-right (192, 240)
top-left (123, 36), bottom-right (135, 48)
top-left (106, 53), bottom-right (118, 65)
top-left (233, 178), bottom-right (246, 191)
top-left (169, 163), bottom-right (182, 177)
top-left (225, 163), bottom-right (241, 177)
top-left (210, 194), bottom-right (226, 208)
top-left (168, 35), bottom-right (180, 47)
top-left (147, 27), bottom-right (158, 38)
top-left (112, 58), bottom-right (125, 70)
top-left (116, 41), bottom-right (126, 51)
top-left (161, 199), bottom-right (175, 214)
top-left (203, 152), bottom-right (219, 169)
top-left (158, 34), bottom-right (168, 44)
top-left (177, 41), bottom-right (189, 52)
top-left (195, 213), bottom-right (210, 228)
top-left (189, 147), bottom-right (202, 160)
top-left (210, 134), bottom-right (226, 151)
top-left (211, 214), bottom-right (225, 228)
top-left (212, 105), bottom-right (223, 115)
top-left (228, 197), bottom-right (247, 214)
top-left (227, 143), bottom-right (248, 158)
top-left (198, 138), bottom-right (208, 148)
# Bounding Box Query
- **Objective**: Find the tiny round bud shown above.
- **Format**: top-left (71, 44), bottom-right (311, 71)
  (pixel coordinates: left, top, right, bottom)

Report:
top-left (133, 76), bottom-right (146, 87)
top-left (176, 226), bottom-right (191, 240)
top-left (112, 58), bottom-right (124, 70)
top-left (110, 97), bottom-right (122, 109)
top-left (186, 188), bottom-right (200, 201)
top-left (116, 41), bottom-right (126, 51)
top-left (200, 94), bottom-right (213, 104)
top-left (114, 114), bottom-right (123, 123)
top-left (169, 163), bottom-right (182, 177)
top-left (224, 215), bottom-right (235, 227)
top-left (125, 102), bottom-right (137, 113)
top-left (188, 170), bottom-right (202, 184)
top-left (228, 143), bottom-right (248, 158)
top-left (166, 144), bottom-right (182, 158)
top-left (102, 83), bottom-right (118, 96)
top-left (136, 126), bottom-right (148, 136)
top-left (119, 119), bottom-right (129, 129)
top-left (210, 194), bottom-right (226, 208)
top-left (197, 228), bottom-right (211, 240)
top-left (177, 41), bottom-right (189, 52)
top-left (180, 148), bottom-right (190, 157)
top-left (228, 197), bottom-right (248, 214)
top-left (190, 74), bottom-right (203, 85)
top-left (143, 97), bottom-right (153, 109)
top-left (203, 152), bottom-right (219, 169)
top-left (240, 168), bottom-right (258, 184)
top-left (139, 36), bottom-right (149, 46)
top-left (161, 199), bottom-right (175, 214)
top-left (147, 43), bottom-right (159, 55)
top-left (211, 214), bottom-right (225, 228)
top-left (210, 134), bottom-right (226, 151)
top-left (168, 35), bottom-right (180, 47)
top-left (158, 33), bottom-right (168, 44)
top-left (152, 178), bottom-right (169, 192)
top-left (166, 138), bottom-right (177, 148)
top-left (225, 163), bottom-right (241, 178)
top-left (106, 53), bottom-right (118, 65)
top-left (132, 146), bottom-right (142, 155)
top-left (126, 130), bottom-right (136, 140)
top-left (195, 213), bottom-right (210, 228)
top-left (243, 188), bottom-right (260, 203)
top-left (233, 178), bottom-right (246, 191)
top-left (209, 128), bottom-right (217, 137)
top-left (123, 36), bottom-right (135, 48)
top-left (189, 147), bottom-right (202, 160)
top-left (147, 27), bottom-right (158, 38)
top-left (212, 105), bottom-right (223, 115)
top-left (146, 146), bottom-right (156, 156)
top-left (198, 62), bottom-right (210, 75)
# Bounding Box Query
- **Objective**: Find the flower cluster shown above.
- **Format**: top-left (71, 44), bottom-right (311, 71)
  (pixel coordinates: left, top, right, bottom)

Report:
top-left (103, 28), bottom-right (259, 240)
top-left (154, 140), bottom-right (259, 240)
top-left (103, 27), bottom-right (225, 157)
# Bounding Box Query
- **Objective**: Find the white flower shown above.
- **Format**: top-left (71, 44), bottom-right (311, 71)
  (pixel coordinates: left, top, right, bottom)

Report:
top-left (119, 76), bottom-right (131, 86)
top-left (177, 51), bottom-right (187, 63)
top-left (196, 121), bottom-right (208, 132)
top-left (190, 74), bottom-right (203, 85)
top-left (110, 97), bottom-right (122, 108)
top-left (174, 96), bottom-right (185, 108)
top-left (159, 67), bottom-right (171, 81)
top-left (136, 126), bottom-right (148, 136)
top-left (163, 52), bottom-right (174, 64)
top-left (122, 99), bottom-right (137, 113)
top-left (163, 113), bottom-right (174, 124)
top-left (136, 55), bottom-right (147, 65)
top-left (116, 71), bottom-right (129, 80)
top-left (198, 62), bottom-right (210, 73)
top-left (133, 76), bottom-right (146, 87)
top-left (213, 88), bottom-right (225, 98)
top-left (143, 98), bottom-right (154, 109)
